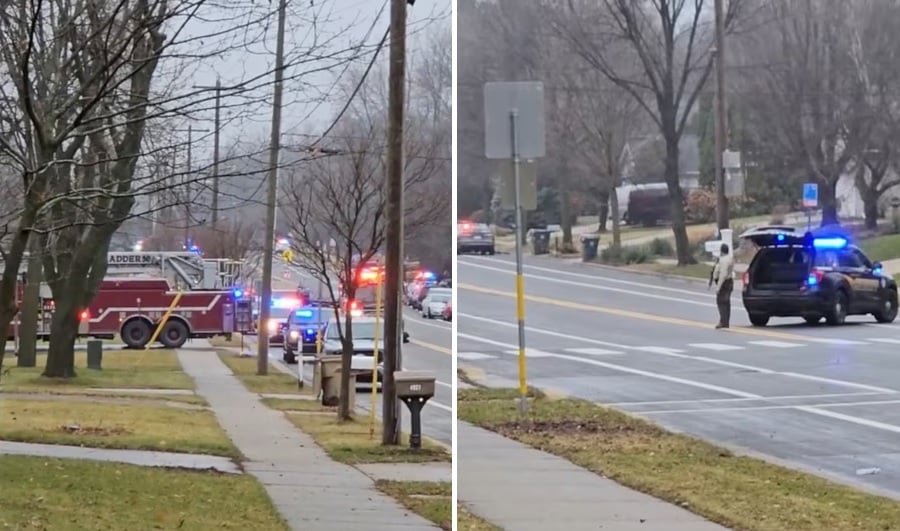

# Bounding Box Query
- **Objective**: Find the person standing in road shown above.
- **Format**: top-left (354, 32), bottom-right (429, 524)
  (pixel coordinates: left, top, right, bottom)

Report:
top-left (712, 242), bottom-right (734, 329)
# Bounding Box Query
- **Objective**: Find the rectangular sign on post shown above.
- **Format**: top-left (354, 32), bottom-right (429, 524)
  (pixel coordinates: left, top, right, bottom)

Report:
top-left (802, 183), bottom-right (818, 209)
top-left (498, 160), bottom-right (538, 211)
top-left (484, 81), bottom-right (546, 159)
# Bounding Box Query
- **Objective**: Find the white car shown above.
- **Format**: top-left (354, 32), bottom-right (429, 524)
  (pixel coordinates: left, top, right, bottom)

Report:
top-left (321, 316), bottom-right (385, 390)
top-left (421, 288), bottom-right (451, 319)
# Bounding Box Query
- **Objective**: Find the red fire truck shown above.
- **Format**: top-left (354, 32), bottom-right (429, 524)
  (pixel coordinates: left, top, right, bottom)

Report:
top-left (80, 278), bottom-right (236, 349)
top-left (6, 251), bottom-right (246, 348)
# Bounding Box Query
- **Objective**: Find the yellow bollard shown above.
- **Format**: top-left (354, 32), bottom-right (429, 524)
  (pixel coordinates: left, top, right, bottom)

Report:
top-left (146, 291), bottom-right (184, 349)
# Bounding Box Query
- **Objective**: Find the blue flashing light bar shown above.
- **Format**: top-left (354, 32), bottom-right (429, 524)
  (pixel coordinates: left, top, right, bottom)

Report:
top-left (776, 233), bottom-right (785, 242)
top-left (807, 274), bottom-right (819, 286)
top-left (233, 288), bottom-right (244, 299)
top-left (423, 271), bottom-right (435, 279)
top-left (295, 309), bottom-right (314, 319)
top-left (812, 237), bottom-right (848, 249)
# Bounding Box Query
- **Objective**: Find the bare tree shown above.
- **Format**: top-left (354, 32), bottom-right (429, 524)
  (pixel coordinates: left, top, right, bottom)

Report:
top-left (557, 0), bottom-right (742, 264)
top-left (733, 0), bottom-right (870, 227)
top-left (280, 121), bottom-right (386, 421)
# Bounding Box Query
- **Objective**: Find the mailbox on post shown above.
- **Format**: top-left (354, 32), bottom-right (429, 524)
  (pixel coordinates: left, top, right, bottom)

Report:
top-left (394, 370), bottom-right (436, 449)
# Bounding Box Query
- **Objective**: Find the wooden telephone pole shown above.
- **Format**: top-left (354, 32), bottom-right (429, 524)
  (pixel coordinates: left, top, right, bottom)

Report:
top-left (382, 0), bottom-right (410, 446)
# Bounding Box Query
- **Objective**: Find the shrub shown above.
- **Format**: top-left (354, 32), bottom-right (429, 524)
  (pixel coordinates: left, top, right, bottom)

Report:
top-left (622, 246), bottom-right (651, 264)
top-left (685, 189), bottom-right (717, 223)
top-left (648, 237), bottom-right (675, 257)
top-left (599, 245), bottom-right (625, 264)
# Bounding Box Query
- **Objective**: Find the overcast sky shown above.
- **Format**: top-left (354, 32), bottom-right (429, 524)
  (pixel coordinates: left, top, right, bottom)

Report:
top-left (170, 0), bottom-right (450, 164)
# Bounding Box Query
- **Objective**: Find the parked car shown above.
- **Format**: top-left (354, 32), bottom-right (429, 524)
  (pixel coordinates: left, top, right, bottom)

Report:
top-left (421, 288), bottom-right (451, 319)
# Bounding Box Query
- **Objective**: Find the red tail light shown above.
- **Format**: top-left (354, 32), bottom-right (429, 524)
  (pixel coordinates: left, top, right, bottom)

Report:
top-left (79, 310), bottom-right (90, 321)
top-left (349, 299), bottom-right (360, 310)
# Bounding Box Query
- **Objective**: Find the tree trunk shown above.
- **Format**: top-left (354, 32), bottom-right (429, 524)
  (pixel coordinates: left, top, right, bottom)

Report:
top-left (609, 188), bottom-right (621, 249)
top-left (337, 314), bottom-right (354, 421)
top-left (42, 296), bottom-right (79, 378)
top-left (820, 179), bottom-right (839, 227)
top-left (560, 186), bottom-right (573, 246)
top-left (664, 137), bottom-right (694, 265)
top-left (0, 308), bottom-right (17, 382)
top-left (597, 190), bottom-right (610, 233)
top-left (863, 190), bottom-right (879, 230)
top-left (18, 244), bottom-right (43, 368)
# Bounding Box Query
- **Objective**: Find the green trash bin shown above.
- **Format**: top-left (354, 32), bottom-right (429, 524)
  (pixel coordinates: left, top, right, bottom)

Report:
top-left (581, 236), bottom-right (600, 261)
top-left (531, 230), bottom-right (551, 255)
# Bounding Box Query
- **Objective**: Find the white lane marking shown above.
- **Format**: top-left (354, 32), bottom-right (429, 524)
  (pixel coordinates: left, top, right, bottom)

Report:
top-left (406, 317), bottom-right (451, 330)
top-left (461, 256), bottom-right (727, 300)
top-left (459, 313), bottom-right (900, 394)
top-left (609, 391), bottom-right (887, 407)
top-left (748, 340), bottom-right (804, 348)
top-left (640, 398), bottom-right (900, 415)
top-left (689, 343), bottom-right (745, 351)
top-left (458, 313), bottom-right (632, 350)
top-left (459, 331), bottom-right (900, 437)
top-left (815, 338), bottom-right (870, 345)
top-left (459, 261), bottom-right (717, 308)
top-left (564, 347), bottom-right (624, 356)
top-left (457, 332), bottom-right (758, 398)
top-left (504, 349), bottom-right (553, 358)
top-left (456, 352), bottom-right (497, 360)
top-left (868, 338), bottom-right (900, 344)
top-left (635, 346), bottom-right (685, 354)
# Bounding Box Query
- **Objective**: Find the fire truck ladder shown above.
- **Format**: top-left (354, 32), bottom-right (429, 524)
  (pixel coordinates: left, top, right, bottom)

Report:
top-left (106, 252), bottom-right (243, 291)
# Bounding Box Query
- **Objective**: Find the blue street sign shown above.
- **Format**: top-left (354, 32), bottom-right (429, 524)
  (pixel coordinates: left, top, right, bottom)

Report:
top-left (802, 183), bottom-right (818, 208)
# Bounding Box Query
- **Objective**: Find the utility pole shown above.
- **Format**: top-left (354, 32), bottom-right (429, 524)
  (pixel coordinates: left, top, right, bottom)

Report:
top-left (714, 0), bottom-right (729, 231)
top-left (257, 0), bottom-right (287, 376)
top-left (382, 0), bottom-right (409, 446)
top-left (174, 125), bottom-right (210, 248)
top-left (193, 79), bottom-right (223, 231)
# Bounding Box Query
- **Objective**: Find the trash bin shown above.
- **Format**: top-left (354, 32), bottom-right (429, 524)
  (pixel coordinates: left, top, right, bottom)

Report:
top-left (581, 236), bottom-right (600, 262)
top-left (531, 230), bottom-right (551, 255)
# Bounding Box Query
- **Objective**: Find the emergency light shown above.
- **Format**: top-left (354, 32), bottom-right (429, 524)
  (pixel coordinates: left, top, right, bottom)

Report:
top-left (423, 271), bottom-right (435, 279)
top-left (295, 309), bottom-right (314, 318)
top-left (776, 233), bottom-right (785, 242)
top-left (271, 297), bottom-right (299, 309)
top-left (233, 288), bottom-right (244, 299)
top-left (812, 237), bottom-right (848, 249)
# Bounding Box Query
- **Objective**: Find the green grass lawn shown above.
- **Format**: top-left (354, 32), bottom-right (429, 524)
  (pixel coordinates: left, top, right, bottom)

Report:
top-left (0, 455), bottom-right (286, 530)
top-left (0, 350), bottom-right (194, 391)
top-left (0, 399), bottom-right (238, 457)
top-left (859, 233), bottom-right (900, 262)
top-left (216, 350), bottom-right (311, 395)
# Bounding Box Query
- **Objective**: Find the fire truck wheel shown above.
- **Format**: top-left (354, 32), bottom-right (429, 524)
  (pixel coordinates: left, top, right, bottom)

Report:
top-left (160, 320), bottom-right (189, 349)
top-left (121, 319), bottom-right (152, 349)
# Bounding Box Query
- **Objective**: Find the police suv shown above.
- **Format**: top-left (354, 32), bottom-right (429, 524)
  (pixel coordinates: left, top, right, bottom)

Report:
top-left (739, 226), bottom-right (898, 326)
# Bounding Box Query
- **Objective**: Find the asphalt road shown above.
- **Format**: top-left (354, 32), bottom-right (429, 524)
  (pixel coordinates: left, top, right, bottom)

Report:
top-left (458, 253), bottom-right (900, 499)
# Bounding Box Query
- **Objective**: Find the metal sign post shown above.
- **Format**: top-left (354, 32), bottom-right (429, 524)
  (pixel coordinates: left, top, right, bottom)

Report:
top-left (803, 183), bottom-right (818, 230)
top-left (484, 81), bottom-right (545, 416)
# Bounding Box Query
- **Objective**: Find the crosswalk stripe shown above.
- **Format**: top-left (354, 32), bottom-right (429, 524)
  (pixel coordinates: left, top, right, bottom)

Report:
top-left (635, 346), bottom-right (685, 354)
top-left (748, 340), bottom-right (804, 348)
top-left (456, 352), bottom-right (496, 360)
top-left (868, 338), bottom-right (900, 345)
top-left (503, 349), bottom-right (554, 358)
top-left (564, 347), bottom-right (624, 356)
top-left (815, 338), bottom-right (870, 345)
top-left (689, 343), bottom-right (744, 351)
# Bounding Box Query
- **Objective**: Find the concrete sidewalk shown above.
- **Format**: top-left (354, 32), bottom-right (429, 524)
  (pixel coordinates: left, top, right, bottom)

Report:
top-left (177, 348), bottom-right (439, 531)
top-left (458, 421), bottom-right (730, 531)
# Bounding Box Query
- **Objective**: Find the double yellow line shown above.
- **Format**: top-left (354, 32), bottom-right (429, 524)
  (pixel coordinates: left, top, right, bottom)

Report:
top-left (459, 282), bottom-right (835, 344)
